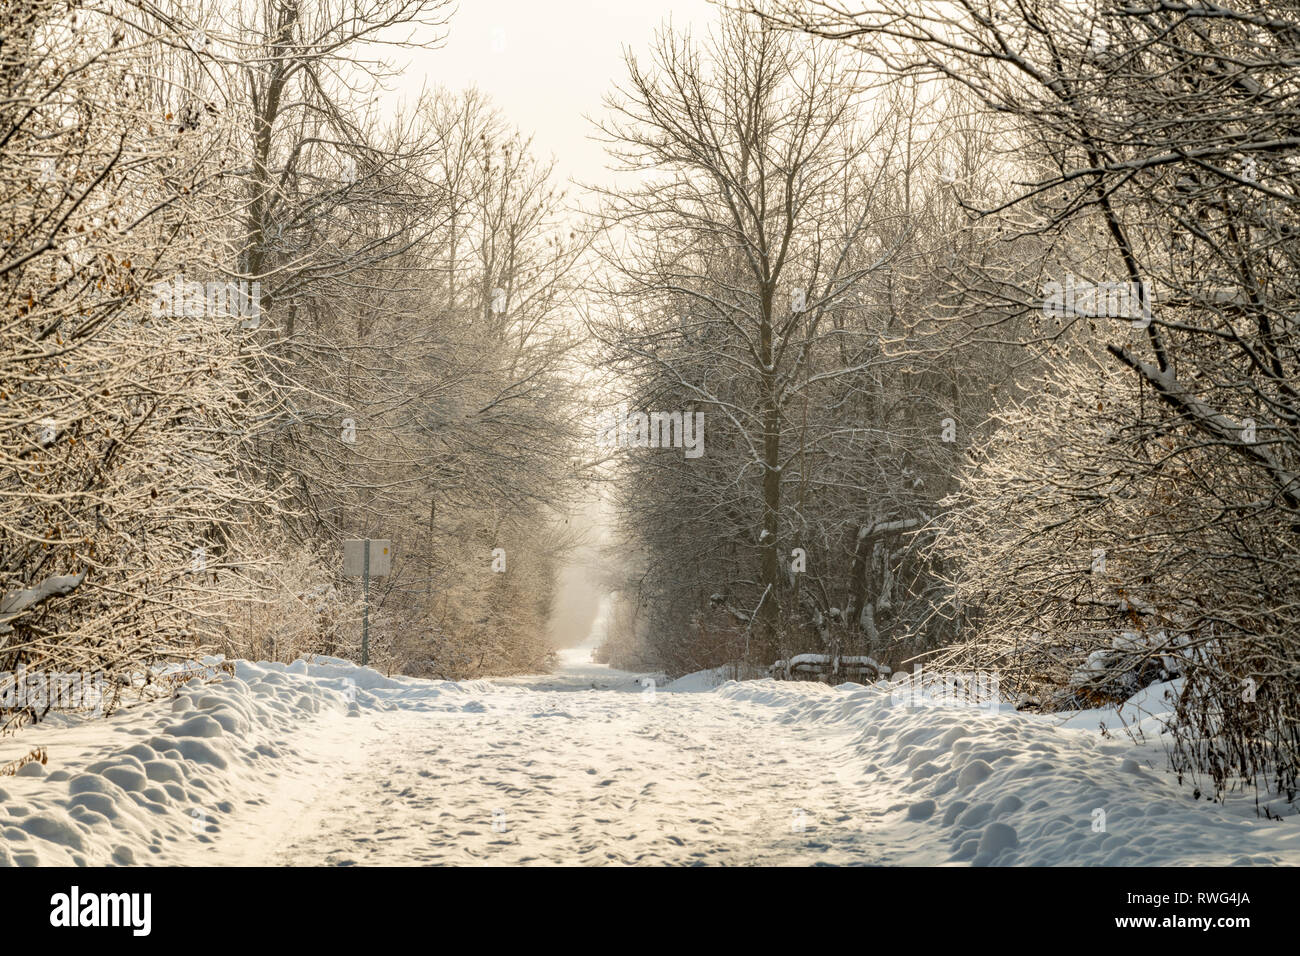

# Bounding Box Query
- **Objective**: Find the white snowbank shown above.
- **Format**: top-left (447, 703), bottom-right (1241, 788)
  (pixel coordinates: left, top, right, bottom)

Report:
top-left (0, 655), bottom-right (487, 866)
top-left (714, 677), bottom-right (1300, 865)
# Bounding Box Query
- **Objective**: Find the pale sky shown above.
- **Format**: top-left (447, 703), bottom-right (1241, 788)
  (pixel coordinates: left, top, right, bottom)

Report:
top-left (386, 0), bottom-right (719, 190)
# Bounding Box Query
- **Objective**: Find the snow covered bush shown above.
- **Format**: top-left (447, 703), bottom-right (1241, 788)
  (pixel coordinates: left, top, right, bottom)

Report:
top-left (210, 545), bottom-right (361, 665)
top-left (937, 348), bottom-right (1300, 803)
top-left (0, 1), bottom-right (277, 729)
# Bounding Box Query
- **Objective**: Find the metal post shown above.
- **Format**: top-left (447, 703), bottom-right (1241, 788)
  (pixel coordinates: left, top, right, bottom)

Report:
top-left (361, 537), bottom-right (370, 666)
top-left (427, 498), bottom-right (435, 596)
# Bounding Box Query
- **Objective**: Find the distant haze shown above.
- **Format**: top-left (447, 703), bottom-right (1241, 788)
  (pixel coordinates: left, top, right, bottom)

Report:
top-left (545, 491), bottom-right (618, 650)
top-left (388, 0), bottom-right (716, 189)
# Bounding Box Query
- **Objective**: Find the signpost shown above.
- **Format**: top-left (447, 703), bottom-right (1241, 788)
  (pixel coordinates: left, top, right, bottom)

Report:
top-left (344, 539), bottom-right (390, 665)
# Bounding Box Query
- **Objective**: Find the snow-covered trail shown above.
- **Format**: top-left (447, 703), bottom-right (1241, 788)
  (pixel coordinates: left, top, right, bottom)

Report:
top-left (6, 642), bottom-right (1300, 866)
top-left (257, 652), bottom-right (882, 866)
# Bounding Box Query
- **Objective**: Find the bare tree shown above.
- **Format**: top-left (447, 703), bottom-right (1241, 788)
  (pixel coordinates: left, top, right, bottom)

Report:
top-left (591, 11), bottom-right (993, 671)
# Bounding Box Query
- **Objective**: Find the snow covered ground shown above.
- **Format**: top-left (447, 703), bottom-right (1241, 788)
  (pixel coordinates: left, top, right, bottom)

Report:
top-left (2, 646), bottom-right (1298, 866)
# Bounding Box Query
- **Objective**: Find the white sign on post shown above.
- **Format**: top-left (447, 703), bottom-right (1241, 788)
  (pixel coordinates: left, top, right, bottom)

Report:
top-left (344, 539), bottom-right (391, 577)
